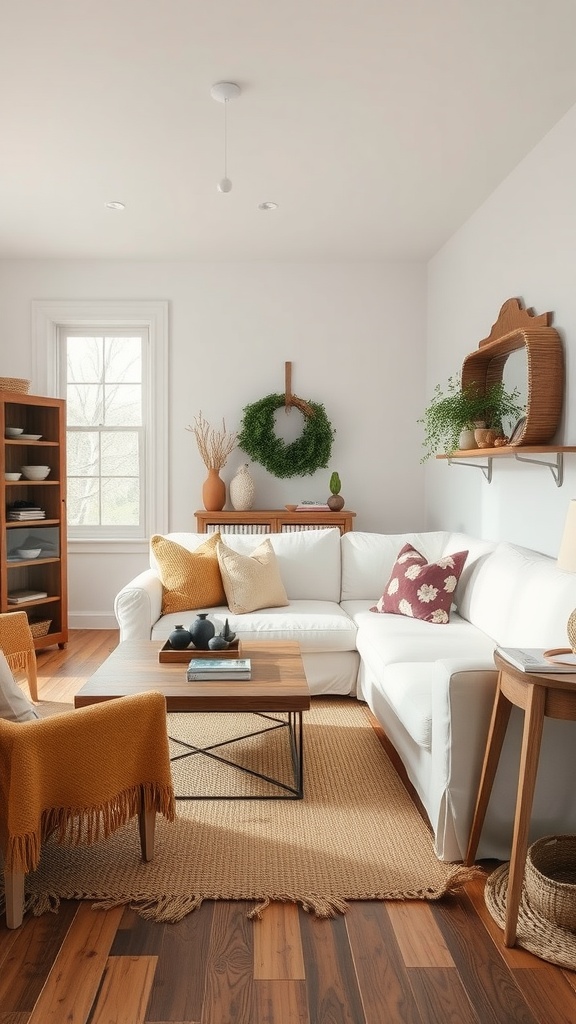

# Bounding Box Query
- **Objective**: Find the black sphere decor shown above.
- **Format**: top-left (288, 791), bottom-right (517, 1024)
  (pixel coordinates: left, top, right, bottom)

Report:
top-left (237, 392), bottom-right (335, 479)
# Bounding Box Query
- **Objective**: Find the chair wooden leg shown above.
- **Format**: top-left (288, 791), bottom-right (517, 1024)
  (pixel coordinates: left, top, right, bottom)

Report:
top-left (4, 869), bottom-right (25, 929)
top-left (138, 806), bottom-right (155, 862)
top-left (26, 651), bottom-right (39, 703)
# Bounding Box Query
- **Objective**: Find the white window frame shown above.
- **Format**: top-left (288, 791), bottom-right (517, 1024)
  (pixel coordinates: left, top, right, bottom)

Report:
top-left (32, 299), bottom-right (168, 553)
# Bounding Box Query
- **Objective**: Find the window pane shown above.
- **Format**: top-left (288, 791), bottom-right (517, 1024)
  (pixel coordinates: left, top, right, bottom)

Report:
top-left (67, 337), bottom-right (103, 383)
top-left (67, 431), bottom-right (100, 476)
top-left (105, 337), bottom-right (141, 383)
top-left (101, 477), bottom-right (140, 526)
top-left (104, 384), bottom-right (141, 426)
top-left (101, 431), bottom-right (139, 475)
top-left (67, 477), bottom-right (100, 525)
top-left (67, 384), bottom-right (104, 426)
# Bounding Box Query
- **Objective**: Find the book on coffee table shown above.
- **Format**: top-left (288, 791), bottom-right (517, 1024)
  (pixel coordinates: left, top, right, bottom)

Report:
top-left (186, 657), bottom-right (252, 681)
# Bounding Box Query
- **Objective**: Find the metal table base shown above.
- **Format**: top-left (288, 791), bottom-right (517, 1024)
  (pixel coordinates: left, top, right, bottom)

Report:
top-left (169, 710), bottom-right (304, 800)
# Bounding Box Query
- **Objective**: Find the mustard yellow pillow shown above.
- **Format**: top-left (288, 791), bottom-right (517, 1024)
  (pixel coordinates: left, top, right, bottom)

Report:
top-left (151, 533), bottom-right (226, 614)
top-left (216, 538), bottom-right (289, 614)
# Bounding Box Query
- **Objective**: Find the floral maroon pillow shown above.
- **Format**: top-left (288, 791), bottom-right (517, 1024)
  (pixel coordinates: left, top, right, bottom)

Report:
top-left (370, 543), bottom-right (468, 624)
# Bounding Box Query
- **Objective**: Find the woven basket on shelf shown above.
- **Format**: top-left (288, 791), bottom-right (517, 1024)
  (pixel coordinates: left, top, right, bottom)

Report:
top-left (525, 835), bottom-right (576, 932)
top-left (0, 377), bottom-right (31, 394)
top-left (29, 618), bottom-right (52, 639)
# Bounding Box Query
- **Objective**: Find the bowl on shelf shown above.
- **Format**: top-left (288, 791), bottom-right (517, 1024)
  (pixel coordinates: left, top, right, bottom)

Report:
top-left (21, 465), bottom-right (50, 480)
top-left (16, 547), bottom-right (42, 559)
top-left (19, 433), bottom-right (42, 441)
top-left (5, 427), bottom-right (23, 437)
top-left (285, 504), bottom-right (298, 512)
top-left (4, 472), bottom-right (22, 481)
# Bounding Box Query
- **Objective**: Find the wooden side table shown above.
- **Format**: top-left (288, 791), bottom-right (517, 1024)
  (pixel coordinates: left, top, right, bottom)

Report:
top-left (465, 651), bottom-right (576, 947)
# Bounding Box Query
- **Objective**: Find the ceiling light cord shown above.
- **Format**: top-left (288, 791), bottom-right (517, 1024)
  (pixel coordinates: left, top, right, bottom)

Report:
top-left (211, 81), bottom-right (240, 194)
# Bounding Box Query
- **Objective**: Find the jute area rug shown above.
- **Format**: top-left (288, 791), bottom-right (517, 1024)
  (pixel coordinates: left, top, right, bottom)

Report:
top-left (19, 698), bottom-right (474, 923)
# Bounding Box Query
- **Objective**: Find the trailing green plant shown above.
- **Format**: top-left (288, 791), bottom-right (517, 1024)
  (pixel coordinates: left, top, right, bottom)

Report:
top-left (418, 375), bottom-right (523, 461)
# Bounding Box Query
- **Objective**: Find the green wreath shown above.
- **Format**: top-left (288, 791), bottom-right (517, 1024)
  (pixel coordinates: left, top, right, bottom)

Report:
top-left (237, 392), bottom-right (335, 478)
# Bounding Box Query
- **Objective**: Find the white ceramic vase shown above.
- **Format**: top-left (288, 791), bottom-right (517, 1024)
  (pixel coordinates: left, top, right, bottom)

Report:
top-left (458, 428), bottom-right (476, 450)
top-left (229, 464), bottom-right (255, 511)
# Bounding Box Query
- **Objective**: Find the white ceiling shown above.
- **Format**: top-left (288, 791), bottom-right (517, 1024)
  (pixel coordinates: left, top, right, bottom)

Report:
top-left (3, 0), bottom-right (576, 262)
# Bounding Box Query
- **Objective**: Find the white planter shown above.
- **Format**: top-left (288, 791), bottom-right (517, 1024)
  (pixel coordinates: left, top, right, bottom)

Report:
top-left (458, 428), bottom-right (476, 450)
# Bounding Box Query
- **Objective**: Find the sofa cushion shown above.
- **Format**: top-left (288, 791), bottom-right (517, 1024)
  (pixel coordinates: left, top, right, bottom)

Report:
top-left (155, 529), bottom-right (342, 602)
top-left (153, 601), bottom-right (358, 653)
top-left (370, 544), bottom-right (468, 624)
top-left (0, 651), bottom-right (39, 722)
top-left (340, 531), bottom-right (452, 602)
top-left (217, 538), bottom-right (289, 614)
top-left (456, 541), bottom-right (576, 647)
top-left (151, 532), bottom-right (226, 614)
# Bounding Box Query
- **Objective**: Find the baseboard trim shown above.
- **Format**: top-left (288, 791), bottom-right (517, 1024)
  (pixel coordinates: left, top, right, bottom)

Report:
top-left (69, 613), bottom-right (118, 630)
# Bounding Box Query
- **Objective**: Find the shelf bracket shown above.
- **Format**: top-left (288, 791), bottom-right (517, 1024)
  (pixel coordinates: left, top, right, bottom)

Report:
top-left (447, 457), bottom-right (493, 482)
top-left (514, 451), bottom-right (564, 487)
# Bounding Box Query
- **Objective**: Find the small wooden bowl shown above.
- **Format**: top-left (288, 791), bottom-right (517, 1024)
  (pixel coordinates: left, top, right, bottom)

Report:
top-left (285, 504), bottom-right (298, 512)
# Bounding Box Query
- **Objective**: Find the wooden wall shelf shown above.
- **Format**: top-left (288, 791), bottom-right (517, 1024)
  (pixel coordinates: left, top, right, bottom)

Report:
top-left (437, 446), bottom-right (576, 486)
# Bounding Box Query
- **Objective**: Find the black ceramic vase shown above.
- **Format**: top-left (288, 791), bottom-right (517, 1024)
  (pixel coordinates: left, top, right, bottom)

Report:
top-left (188, 613), bottom-right (215, 650)
top-left (168, 624), bottom-right (192, 649)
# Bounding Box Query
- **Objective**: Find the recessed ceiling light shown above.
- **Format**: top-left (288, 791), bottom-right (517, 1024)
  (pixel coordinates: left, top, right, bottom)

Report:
top-left (105, 201), bottom-right (125, 211)
top-left (258, 201), bottom-right (278, 211)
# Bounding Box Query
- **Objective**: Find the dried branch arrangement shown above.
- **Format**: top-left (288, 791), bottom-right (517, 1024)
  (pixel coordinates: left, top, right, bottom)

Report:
top-left (187, 412), bottom-right (237, 470)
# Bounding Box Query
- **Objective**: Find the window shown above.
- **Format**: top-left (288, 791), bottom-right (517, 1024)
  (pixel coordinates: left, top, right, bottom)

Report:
top-left (33, 300), bottom-right (168, 549)
top-left (60, 328), bottom-right (145, 537)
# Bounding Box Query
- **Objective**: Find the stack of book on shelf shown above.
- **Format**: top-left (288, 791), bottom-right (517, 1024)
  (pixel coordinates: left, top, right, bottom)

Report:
top-left (8, 589), bottom-right (48, 604)
top-left (8, 505), bottom-right (46, 521)
top-left (295, 500), bottom-right (330, 511)
top-left (186, 657), bottom-right (252, 681)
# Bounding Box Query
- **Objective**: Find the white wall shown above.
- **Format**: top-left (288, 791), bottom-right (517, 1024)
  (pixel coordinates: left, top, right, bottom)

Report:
top-left (0, 260), bottom-right (426, 626)
top-left (426, 102), bottom-right (576, 557)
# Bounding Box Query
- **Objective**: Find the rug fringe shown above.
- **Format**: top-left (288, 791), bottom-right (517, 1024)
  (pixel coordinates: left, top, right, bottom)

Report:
top-left (13, 869), bottom-right (482, 925)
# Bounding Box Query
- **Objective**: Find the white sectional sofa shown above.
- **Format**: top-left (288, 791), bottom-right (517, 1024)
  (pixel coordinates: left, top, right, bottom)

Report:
top-left (114, 527), bottom-right (576, 863)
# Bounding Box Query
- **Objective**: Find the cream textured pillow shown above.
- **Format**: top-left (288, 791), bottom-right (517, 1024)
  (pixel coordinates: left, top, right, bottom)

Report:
top-left (217, 538), bottom-right (289, 614)
top-left (151, 532), bottom-right (226, 614)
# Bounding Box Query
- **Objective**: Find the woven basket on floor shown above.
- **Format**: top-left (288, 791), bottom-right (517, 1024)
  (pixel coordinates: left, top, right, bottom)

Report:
top-left (525, 835), bottom-right (576, 932)
top-left (0, 377), bottom-right (31, 394)
top-left (29, 618), bottom-right (52, 639)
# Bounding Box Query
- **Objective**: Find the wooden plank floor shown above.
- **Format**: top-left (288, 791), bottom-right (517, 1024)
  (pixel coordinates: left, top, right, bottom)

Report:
top-left (1, 629), bottom-right (576, 1023)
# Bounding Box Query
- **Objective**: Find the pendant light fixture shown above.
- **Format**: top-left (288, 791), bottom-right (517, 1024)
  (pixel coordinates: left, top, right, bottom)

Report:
top-left (210, 81), bottom-right (241, 193)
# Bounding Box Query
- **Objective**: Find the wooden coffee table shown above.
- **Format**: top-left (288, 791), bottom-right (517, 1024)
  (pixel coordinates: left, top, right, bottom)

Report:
top-left (75, 639), bottom-right (311, 799)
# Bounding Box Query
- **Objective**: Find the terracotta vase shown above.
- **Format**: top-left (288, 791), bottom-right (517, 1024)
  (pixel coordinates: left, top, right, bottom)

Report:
top-left (327, 493), bottom-right (345, 511)
top-left (202, 468), bottom-right (226, 511)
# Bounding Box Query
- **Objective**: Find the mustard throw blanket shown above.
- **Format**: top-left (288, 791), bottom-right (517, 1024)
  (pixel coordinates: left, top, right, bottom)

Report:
top-left (0, 691), bottom-right (175, 873)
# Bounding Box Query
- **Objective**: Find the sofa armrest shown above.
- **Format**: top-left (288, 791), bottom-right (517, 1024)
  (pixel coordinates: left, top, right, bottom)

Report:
top-left (429, 657), bottom-right (498, 861)
top-left (114, 569), bottom-right (163, 641)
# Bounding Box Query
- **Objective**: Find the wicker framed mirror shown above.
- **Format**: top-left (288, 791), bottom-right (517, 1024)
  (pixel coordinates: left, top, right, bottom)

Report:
top-left (460, 298), bottom-right (564, 446)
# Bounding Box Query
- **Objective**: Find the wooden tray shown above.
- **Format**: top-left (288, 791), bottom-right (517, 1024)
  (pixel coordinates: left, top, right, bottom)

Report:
top-left (158, 638), bottom-right (242, 663)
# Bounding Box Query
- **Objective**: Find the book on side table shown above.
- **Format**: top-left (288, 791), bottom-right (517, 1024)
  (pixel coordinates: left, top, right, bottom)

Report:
top-left (496, 646), bottom-right (576, 673)
top-left (186, 657), bottom-right (252, 681)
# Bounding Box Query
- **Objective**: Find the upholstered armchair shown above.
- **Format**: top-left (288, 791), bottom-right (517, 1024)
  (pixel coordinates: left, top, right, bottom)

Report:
top-left (0, 690), bottom-right (175, 928)
top-left (0, 611), bottom-right (39, 702)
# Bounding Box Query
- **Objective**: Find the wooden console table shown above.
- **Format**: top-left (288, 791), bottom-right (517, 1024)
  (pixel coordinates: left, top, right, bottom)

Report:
top-left (195, 509), bottom-right (356, 535)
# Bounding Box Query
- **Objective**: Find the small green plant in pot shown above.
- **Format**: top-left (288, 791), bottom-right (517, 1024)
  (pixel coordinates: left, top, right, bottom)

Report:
top-left (327, 471), bottom-right (345, 511)
top-left (418, 375), bottom-right (523, 462)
